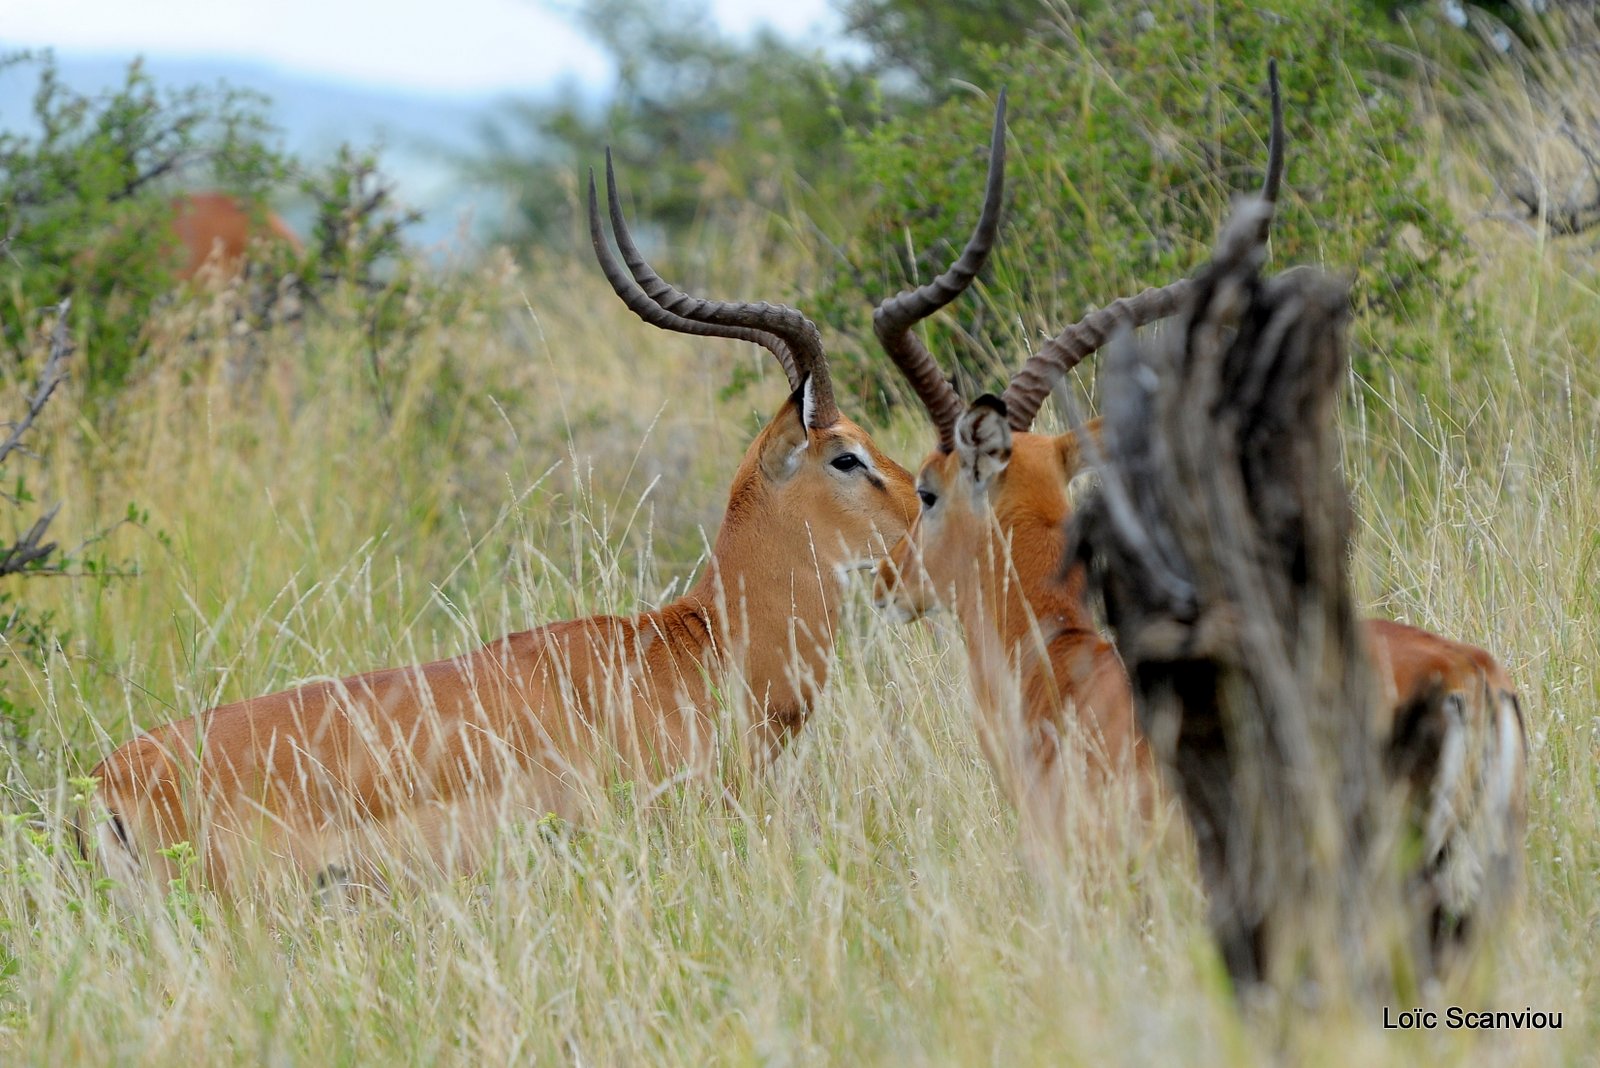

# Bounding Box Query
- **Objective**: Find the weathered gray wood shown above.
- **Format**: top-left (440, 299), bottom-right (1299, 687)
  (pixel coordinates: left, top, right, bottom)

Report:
top-left (1067, 200), bottom-right (1397, 996)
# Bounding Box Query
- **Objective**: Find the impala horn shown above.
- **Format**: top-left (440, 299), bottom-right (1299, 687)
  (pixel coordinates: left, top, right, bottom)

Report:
top-left (871, 90), bottom-right (1008, 453)
top-left (596, 152), bottom-right (839, 428)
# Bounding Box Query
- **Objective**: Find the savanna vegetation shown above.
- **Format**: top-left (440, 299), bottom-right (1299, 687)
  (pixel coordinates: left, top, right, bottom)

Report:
top-left (1, 0), bottom-right (1597, 1062)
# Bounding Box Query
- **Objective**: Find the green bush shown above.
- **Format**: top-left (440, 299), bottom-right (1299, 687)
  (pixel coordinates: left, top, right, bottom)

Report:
top-left (0, 52), bottom-right (451, 404)
top-left (474, 0), bottom-right (883, 250)
top-left (0, 51), bottom-right (288, 393)
top-left (0, 304), bottom-right (145, 806)
top-left (813, 0), bottom-right (1482, 410)
top-left (0, 56), bottom-right (478, 792)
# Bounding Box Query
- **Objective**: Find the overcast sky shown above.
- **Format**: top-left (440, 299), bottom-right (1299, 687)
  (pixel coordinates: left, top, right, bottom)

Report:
top-left (3, 0), bottom-right (840, 96)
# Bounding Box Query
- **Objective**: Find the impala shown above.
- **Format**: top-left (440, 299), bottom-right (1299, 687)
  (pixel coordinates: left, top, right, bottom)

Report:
top-left (86, 160), bottom-right (917, 893)
top-left (170, 191), bottom-right (302, 282)
top-left (872, 69), bottom-right (1525, 957)
top-left (870, 88), bottom-right (1178, 842)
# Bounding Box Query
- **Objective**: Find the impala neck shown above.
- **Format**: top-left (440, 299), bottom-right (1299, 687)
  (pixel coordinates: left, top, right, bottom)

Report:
top-left (953, 507), bottom-right (1098, 708)
top-left (671, 473), bottom-right (845, 723)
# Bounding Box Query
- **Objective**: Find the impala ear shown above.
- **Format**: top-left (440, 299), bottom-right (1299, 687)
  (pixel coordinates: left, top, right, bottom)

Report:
top-left (1057, 415), bottom-right (1104, 476)
top-left (758, 386), bottom-right (811, 481)
top-left (955, 394), bottom-right (1012, 488)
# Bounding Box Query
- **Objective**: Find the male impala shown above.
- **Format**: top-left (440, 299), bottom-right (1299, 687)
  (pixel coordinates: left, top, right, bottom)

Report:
top-left (86, 159), bottom-right (917, 893)
top-left (171, 191), bottom-right (302, 282)
top-left (869, 89), bottom-right (1180, 846)
top-left (872, 70), bottom-right (1525, 959)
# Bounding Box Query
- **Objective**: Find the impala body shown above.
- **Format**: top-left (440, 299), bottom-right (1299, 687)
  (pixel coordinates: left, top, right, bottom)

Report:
top-left (880, 410), bottom-right (1149, 826)
top-left (170, 191), bottom-right (301, 282)
top-left (89, 166), bottom-right (916, 893)
top-left (879, 407), bottom-right (1527, 940)
top-left (868, 68), bottom-right (1525, 959)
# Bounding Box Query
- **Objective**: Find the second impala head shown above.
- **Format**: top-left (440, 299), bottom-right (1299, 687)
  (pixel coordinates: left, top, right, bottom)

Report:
top-left (874, 396), bottom-right (1099, 621)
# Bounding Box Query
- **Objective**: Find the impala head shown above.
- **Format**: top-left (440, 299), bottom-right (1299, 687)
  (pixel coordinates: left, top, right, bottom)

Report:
top-left (588, 156), bottom-right (917, 585)
top-left (170, 191), bottom-right (302, 282)
top-left (878, 391), bottom-right (1105, 625)
top-left (874, 64), bottom-right (1285, 625)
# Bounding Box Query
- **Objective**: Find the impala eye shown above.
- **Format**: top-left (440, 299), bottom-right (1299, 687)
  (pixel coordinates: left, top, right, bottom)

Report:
top-left (918, 489), bottom-right (938, 510)
top-left (830, 453), bottom-right (864, 473)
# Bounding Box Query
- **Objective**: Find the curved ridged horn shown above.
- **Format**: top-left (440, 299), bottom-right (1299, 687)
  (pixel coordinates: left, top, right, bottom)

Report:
top-left (998, 281), bottom-right (1192, 430)
top-left (1000, 61), bottom-right (1286, 430)
top-left (587, 171), bottom-right (803, 388)
top-left (1262, 58), bottom-right (1284, 207)
top-left (603, 151), bottom-right (838, 426)
top-left (871, 89), bottom-right (1007, 453)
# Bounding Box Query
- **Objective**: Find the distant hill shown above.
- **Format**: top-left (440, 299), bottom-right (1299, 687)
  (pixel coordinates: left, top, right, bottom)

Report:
top-left (0, 52), bottom-right (569, 253)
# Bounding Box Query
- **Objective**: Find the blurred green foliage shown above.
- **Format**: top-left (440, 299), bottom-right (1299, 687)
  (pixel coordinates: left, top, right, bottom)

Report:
top-left (837, 0), bottom-right (1040, 97)
top-left (473, 0), bottom-right (1525, 417)
top-left (0, 54), bottom-right (478, 774)
top-left (472, 0), bottom-right (882, 246)
top-left (0, 51), bottom-right (456, 402)
top-left (0, 51), bottom-right (286, 392)
top-left (814, 0), bottom-right (1484, 408)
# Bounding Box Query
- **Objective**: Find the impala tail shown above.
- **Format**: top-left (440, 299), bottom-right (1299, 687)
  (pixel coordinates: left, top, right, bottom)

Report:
top-left (1378, 621), bottom-right (1529, 961)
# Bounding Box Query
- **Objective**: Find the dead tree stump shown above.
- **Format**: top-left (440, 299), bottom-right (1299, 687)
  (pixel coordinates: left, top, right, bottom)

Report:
top-left (1069, 199), bottom-right (1398, 996)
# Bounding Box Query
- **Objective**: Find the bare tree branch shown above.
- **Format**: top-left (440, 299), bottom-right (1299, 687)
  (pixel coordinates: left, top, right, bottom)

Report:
top-left (1505, 103), bottom-right (1600, 236)
top-left (0, 299), bottom-right (71, 469)
top-left (0, 504), bottom-right (59, 579)
top-left (0, 301), bottom-right (73, 581)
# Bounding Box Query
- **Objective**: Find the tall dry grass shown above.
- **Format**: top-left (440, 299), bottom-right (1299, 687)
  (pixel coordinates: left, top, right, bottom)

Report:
top-left (0, 50), bottom-right (1597, 1064)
